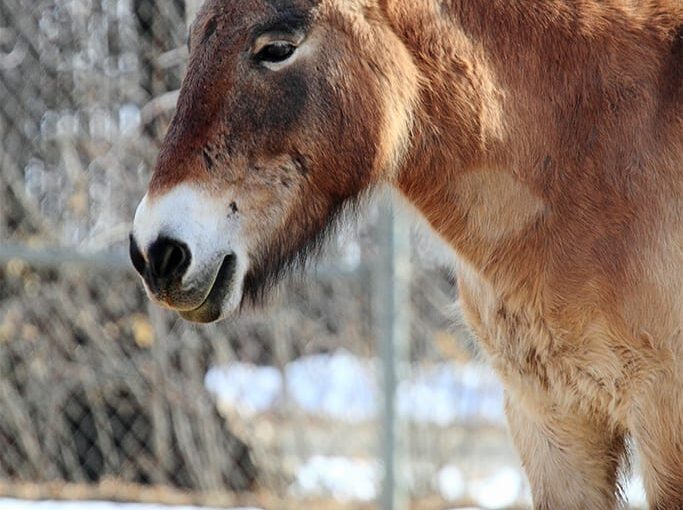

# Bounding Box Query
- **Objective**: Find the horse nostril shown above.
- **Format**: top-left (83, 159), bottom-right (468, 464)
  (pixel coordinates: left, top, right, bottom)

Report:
top-left (147, 237), bottom-right (191, 280)
top-left (129, 234), bottom-right (146, 276)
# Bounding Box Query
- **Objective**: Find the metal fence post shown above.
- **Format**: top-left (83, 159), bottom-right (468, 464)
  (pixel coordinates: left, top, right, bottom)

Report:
top-left (375, 195), bottom-right (412, 510)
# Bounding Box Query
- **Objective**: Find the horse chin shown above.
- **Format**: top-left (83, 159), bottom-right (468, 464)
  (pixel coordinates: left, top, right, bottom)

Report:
top-left (179, 253), bottom-right (242, 323)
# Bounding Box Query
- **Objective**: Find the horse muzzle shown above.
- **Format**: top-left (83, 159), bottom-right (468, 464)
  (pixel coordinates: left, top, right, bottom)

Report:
top-left (130, 185), bottom-right (247, 323)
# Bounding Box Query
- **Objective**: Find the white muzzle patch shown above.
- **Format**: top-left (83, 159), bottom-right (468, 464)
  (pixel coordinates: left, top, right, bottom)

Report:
top-left (132, 184), bottom-right (248, 318)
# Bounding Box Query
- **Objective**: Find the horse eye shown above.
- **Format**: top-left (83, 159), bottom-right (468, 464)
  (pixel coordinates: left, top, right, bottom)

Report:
top-left (255, 41), bottom-right (296, 64)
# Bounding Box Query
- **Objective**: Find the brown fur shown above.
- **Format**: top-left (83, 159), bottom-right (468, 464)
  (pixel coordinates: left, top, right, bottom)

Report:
top-left (143, 0), bottom-right (683, 507)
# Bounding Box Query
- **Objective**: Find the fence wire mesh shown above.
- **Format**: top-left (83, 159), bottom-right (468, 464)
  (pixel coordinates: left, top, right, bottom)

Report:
top-left (0, 1), bottom-right (535, 508)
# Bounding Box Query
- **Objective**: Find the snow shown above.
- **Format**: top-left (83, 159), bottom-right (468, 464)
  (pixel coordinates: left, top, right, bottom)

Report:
top-left (205, 363), bottom-right (282, 415)
top-left (292, 456), bottom-right (379, 502)
top-left (467, 467), bottom-right (526, 509)
top-left (397, 363), bottom-right (505, 426)
top-left (0, 501), bottom-right (260, 510)
top-left (205, 350), bottom-right (505, 425)
top-left (437, 464), bottom-right (529, 508)
top-left (289, 455), bottom-right (530, 506)
top-left (286, 353), bottom-right (379, 421)
top-left (436, 465), bottom-right (466, 502)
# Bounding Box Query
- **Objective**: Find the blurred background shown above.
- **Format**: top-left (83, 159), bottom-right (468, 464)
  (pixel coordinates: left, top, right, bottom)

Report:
top-left (0, 1), bottom-right (646, 509)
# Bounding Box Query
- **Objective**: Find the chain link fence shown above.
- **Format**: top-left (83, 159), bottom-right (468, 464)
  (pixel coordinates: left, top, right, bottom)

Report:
top-left (0, 1), bottom-right (539, 508)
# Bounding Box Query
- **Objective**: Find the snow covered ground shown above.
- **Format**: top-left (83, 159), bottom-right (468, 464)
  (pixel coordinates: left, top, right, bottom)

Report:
top-left (204, 350), bottom-right (505, 425)
top-left (291, 456), bottom-right (529, 507)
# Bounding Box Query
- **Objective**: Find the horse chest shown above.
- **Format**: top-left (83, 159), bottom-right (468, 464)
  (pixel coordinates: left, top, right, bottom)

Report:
top-left (456, 265), bottom-right (627, 421)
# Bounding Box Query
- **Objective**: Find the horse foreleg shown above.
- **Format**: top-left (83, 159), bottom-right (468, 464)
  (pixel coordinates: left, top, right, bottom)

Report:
top-left (629, 367), bottom-right (683, 510)
top-left (505, 395), bottom-right (627, 510)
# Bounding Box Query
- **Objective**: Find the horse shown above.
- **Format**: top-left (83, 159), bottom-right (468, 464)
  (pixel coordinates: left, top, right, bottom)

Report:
top-left (130, 1), bottom-right (683, 507)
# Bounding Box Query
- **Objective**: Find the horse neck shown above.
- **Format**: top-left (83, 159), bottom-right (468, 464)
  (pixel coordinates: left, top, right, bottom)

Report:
top-left (385, 0), bottom-right (550, 273)
top-left (386, 0), bottom-right (679, 294)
